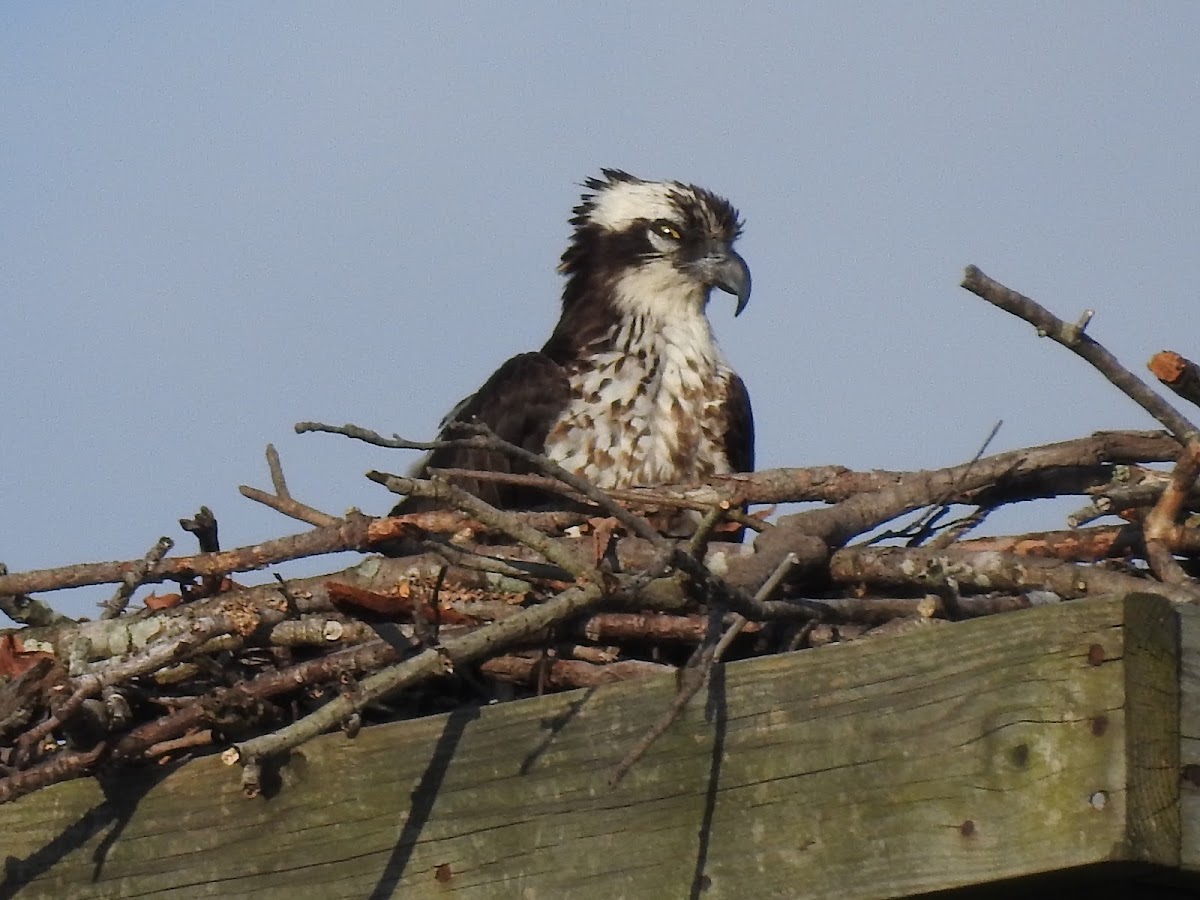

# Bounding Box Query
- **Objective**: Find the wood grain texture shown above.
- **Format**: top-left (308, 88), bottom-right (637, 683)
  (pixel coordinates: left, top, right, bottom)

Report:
top-left (1177, 603), bottom-right (1200, 872)
top-left (1122, 593), bottom-right (1179, 866)
top-left (0, 593), bottom-right (1185, 899)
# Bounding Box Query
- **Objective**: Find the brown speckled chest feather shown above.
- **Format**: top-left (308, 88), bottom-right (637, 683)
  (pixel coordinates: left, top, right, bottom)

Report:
top-left (544, 312), bottom-right (735, 489)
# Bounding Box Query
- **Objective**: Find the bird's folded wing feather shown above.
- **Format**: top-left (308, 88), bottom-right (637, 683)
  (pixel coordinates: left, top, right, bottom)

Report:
top-left (393, 352), bottom-right (570, 511)
top-left (722, 373), bottom-right (755, 474)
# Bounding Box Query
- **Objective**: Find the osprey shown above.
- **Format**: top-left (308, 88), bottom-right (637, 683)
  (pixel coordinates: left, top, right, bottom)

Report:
top-left (401, 169), bottom-right (754, 516)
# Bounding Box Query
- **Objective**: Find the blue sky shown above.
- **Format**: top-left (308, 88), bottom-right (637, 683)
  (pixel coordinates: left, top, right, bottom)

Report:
top-left (3, 5), bottom-right (1198, 618)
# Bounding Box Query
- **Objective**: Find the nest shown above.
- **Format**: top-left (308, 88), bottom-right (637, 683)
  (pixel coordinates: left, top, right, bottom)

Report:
top-left (2, 266), bottom-right (1199, 803)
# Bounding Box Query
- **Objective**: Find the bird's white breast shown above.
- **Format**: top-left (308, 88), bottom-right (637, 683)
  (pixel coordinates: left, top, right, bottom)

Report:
top-left (544, 313), bottom-right (733, 489)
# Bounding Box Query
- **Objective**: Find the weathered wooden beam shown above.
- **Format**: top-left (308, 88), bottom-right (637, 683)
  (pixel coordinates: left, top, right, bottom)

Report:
top-left (0, 593), bottom-right (1188, 898)
top-left (1178, 604), bottom-right (1200, 872)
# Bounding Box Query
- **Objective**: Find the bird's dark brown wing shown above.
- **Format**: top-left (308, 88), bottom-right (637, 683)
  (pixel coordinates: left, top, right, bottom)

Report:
top-left (722, 373), bottom-right (755, 474)
top-left (393, 352), bottom-right (571, 512)
top-left (709, 373), bottom-right (755, 542)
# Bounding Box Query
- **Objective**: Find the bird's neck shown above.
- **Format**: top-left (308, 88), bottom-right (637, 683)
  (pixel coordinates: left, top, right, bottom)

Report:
top-left (545, 263), bottom-right (714, 364)
top-left (610, 259), bottom-right (709, 322)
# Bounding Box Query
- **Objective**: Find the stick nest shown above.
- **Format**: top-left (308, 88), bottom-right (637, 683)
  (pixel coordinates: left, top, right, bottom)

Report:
top-left (3, 266), bottom-right (1200, 803)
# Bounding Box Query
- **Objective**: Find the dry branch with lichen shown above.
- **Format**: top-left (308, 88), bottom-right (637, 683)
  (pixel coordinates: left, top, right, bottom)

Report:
top-left (2, 266), bottom-right (1200, 804)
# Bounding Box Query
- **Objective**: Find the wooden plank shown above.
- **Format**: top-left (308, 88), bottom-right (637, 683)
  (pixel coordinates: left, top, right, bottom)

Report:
top-left (0, 593), bottom-right (1181, 899)
top-left (1122, 593), bottom-right (1179, 865)
top-left (1178, 603), bottom-right (1200, 871)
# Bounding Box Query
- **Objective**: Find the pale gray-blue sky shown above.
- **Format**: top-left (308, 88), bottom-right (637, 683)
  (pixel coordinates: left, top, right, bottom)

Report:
top-left (3, 5), bottom-right (1197, 619)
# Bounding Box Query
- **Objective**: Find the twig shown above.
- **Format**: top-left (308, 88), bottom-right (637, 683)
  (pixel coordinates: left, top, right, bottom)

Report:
top-left (241, 758), bottom-right (263, 798)
top-left (101, 536), bottom-right (174, 619)
top-left (954, 523), bottom-right (1161, 562)
top-left (685, 506), bottom-right (726, 558)
top-left (805, 593), bottom-right (1035, 622)
top-left (961, 266), bottom-right (1200, 443)
top-left (429, 467), bottom-right (591, 501)
top-left (964, 266), bottom-right (1200, 592)
top-left (266, 443), bottom-right (288, 497)
top-left (15, 615), bottom-right (238, 762)
top-left (114, 636), bottom-right (406, 761)
top-left (480, 655), bottom-right (673, 689)
top-left (303, 419), bottom-right (674, 550)
top-left (419, 540), bottom-right (573, 586)
top-left (1143, 440), bottom-right (1200, 584)
top-left (239, 486), bottom-right (341, 528)
top-left (179, 507), bottom-right (226, 597)
top-left (923, 506), bottom-right (992, 549)
top-left (1149, 350), bottom-right (1200, 411)
top-left (726, 431), bottom-right (1182, 591)
top-left (179, 507), bottom-right (220, 553)
top-left (427, 467), bottom-right (767, 533)
top-left (143, 729), bottom-right (214, 760)
top-left (576, 612), bottom-right (762, 644)
top-left (228, 582), bottom-right (606, 767)
top-left (0, 563), bottom-right (72, 626)
top-left (240, 444), bottom-right (342, 528)
top-left (295, 420), bottom-right (434, 450)
top-left (367, 472), bottom-right (599, 582)
top-left (0, 515), bottom-right (392, 595)
top-left (829, 545), bottom-right (1200, 605)
top-left (0, 743), bottom-right (107, 805)
top-left (712, 554), bottom-right (797, 664)
top-left (306, 423), bottom-right (1181, 511)
top-left (1067, 467), bottom-right (1192, 527)
top-left (608, 552), bottom-right (797, 786)
top-left (879, 420), bottom-right (1003, 547)
top-left (306, 421), bottom-right (1179, 519)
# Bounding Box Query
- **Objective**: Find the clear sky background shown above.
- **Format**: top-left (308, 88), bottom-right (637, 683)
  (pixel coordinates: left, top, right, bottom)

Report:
top-left (3, 5), bottom-right (1197, 620)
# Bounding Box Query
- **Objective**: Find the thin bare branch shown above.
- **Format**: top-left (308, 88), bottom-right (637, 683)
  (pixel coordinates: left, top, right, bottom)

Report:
top-left (829, 545), bottom-right (1200, 605)
top-left (239, 485), bottom-right (342, 528)
top-left (240, 444), bottom-right (342, 527)
top-left (962, 266), bottom-right (1200, 442)
top-left (0, 515), bottom-right (389, 595)
top-left (0, 743), bottom-right (107, 805)
top-left (266, 443), bottom-right (288, 497)
top-left (228, 582), bottom-right (606, 766)
top-left (1143, 440), bottom-right (1200, 584)
top-left (1149, 350), bottom-right (1200, 412)
top-left (480, 655), bottom-right (673, 689)
top-left (608, 552), bottom-right (797, 786)
top-left (14, 615), bottom-right (238, 762)
top-left (0, 563), bottom-right (72, 626)
top-left (101, 536), bottom-right (174, 619)
top-left (368, 472), bottom-right (600, 582)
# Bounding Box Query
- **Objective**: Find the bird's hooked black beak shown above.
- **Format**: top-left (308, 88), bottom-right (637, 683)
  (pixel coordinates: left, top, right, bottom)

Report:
top-left (694, 247), bottom-right (751, 316)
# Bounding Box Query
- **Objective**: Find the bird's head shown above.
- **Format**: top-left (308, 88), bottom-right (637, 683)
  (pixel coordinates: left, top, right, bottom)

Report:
top-left (558, 169), bottom-right (750, 319)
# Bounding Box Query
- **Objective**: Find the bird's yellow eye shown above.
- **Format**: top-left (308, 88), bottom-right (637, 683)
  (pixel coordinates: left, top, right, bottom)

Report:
top-left (652, 220), bottom-right (682, 241)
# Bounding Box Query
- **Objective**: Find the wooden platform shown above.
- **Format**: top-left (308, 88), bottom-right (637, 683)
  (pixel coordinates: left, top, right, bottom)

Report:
top-left (3, 592), bottom-right (1199, 898)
